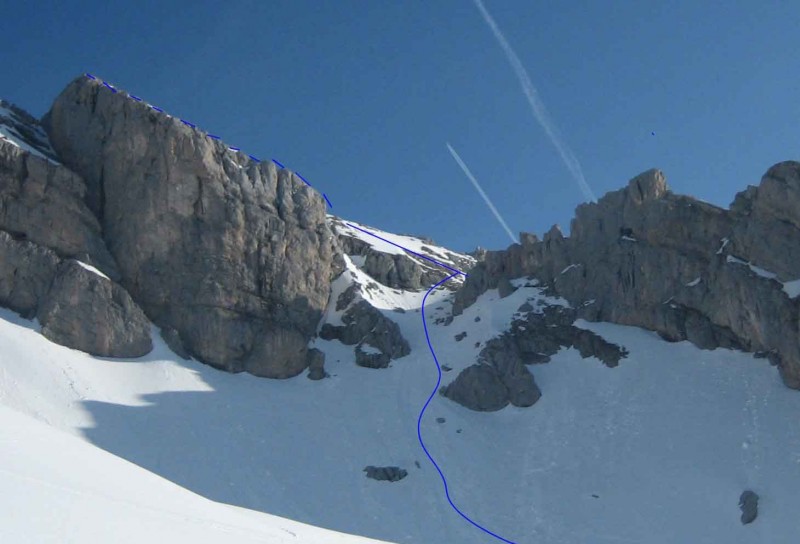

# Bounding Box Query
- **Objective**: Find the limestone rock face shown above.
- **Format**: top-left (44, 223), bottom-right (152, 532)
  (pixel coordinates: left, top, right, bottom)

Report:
top-left (0, 230), bottom-right (60, 318)
top-left (453, 161), bottom-right (800, 389)
top-left (37, 260), bottom-right (152, 357)
top-left (0, 231), bottom-right (151, 357)
top-left (0, 138), bottom-right (118, 279)
top-left (44, 76), bottom-right (341, 378)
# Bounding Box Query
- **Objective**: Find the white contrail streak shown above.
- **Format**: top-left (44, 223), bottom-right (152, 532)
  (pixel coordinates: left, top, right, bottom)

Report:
top-left (446, 142), bottom-right (518, 244)
top-left (472, 0), bottom-right (597, 202)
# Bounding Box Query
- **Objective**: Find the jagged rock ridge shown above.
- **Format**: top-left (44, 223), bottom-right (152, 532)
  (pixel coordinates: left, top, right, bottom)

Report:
top-left (454, 162), bottom-right (800, 390)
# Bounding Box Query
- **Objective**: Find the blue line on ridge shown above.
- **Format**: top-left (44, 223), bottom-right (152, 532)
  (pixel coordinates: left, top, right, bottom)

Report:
top-left (272, 159), bottom-right (285, 168)
top-left (323, 193), bottom-right (333, 208)
top-left (297, 173), bottom-right (312, 186)
top-left (344, 223), bottom-right (465, 276)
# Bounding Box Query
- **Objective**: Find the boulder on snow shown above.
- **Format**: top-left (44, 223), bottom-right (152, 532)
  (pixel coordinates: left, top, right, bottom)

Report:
top-left (306, 348), bottom-right (327, 380)
top-left (440, 364), bottom-right (510, 412)
top-left (363, 466), bottom-right (408, 482)
top-left (354, 342), bottom-right (391, 369)
top-left (739, 490), bottom-right (759, 525)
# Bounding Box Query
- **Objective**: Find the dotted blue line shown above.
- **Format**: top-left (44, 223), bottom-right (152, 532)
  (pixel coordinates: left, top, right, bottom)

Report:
top-left (82, 73), bottom-right (331, 207)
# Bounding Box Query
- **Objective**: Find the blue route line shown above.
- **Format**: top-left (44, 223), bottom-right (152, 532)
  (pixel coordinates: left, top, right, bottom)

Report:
top-left (82, 72), bottom-right (509, 540)
top-left (344, 223), bottom-right (465, 276)
top-left (346, 220), bottom-right (515, 542)
top-left (418, 272), bottom-right (518, 544)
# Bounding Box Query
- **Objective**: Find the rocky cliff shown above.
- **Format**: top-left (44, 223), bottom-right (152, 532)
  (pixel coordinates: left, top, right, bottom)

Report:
top-left (453, 162), bottom-right (800, 390)
top-left (42, 76), bottom-right (345, 378)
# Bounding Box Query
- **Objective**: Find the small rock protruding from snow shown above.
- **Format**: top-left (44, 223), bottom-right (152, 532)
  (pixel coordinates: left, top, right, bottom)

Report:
top-left (363, 466), bottom-right (407, 482)
top-left (739, 490), bottom-right (759, 524)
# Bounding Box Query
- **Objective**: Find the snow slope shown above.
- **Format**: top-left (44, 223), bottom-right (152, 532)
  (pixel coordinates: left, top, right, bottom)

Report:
top-left (0, 404), bottom-right (393, 544)
top-left (2, 269), bottom-right (800, 543)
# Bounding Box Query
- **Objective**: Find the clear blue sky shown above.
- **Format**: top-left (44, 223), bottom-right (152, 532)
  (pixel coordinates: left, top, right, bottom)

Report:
top-left (2, 1), bottom-right (798, 252)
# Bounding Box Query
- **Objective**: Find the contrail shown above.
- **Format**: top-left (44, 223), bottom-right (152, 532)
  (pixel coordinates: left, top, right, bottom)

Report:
top-left (472, 0), bottom-right (596, 202)
top-left (446, 142), bottom-right (518, 245)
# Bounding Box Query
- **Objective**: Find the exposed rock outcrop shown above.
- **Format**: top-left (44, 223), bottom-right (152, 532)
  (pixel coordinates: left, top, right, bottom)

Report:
top-left (0, 230), bottom-right (60, 318)
top-left (38, 260), bottom-right (152, 357)
top-left (319, 300), bottom-right (410, 368)
top-left (363, 466), bottom-right (408, 482)
top-left (442, 304), bottom-right (627, 411)
top-left (43, 75), bottom-right (342, 378)
top-left (454, 162), bottom-right (800, 390)
top-left (0, 135), bottom-right (118, 279)
top-left (0, 231), bottom-right (151, 357)
top-left (306, 348), bottom-right (327, 380)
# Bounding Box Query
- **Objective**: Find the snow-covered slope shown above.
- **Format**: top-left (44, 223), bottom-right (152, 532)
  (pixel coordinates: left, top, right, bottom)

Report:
top-left (2, 262), bottom-right (800, 544)
top-left (0, 403), bottom-right (392, 544)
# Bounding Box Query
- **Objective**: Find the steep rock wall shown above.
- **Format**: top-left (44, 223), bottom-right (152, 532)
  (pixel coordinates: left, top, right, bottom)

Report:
top-left (44, 76), bottom-right (342, 378)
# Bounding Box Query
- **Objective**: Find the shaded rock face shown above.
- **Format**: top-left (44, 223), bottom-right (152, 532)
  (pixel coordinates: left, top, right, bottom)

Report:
top-left (38, 261), bottom-right (152, 357)
top-left (0, 232), bottom-right (152, 357)
top-left (442, 304), bottom-right (627, 411)
top-left (363, 466), bottom-right (408, 482)
top-left (0, 230), bottom-right (61, 318)
top-left (160, 327), bottom-right (190, 360)
top-left (441, 364), bottom-right (510, 412)
top-left (44, 76), bottom-right (341, 378)
top-left (0, 139), bottom-right (119, 279)
top-left (319, 300), bottom-right (410, 367)
top-left (454, 162), bottom-right (800, 390)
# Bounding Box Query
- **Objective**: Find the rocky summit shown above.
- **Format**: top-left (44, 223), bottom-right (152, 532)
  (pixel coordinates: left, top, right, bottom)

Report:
top-left (454, 162), bottom-right (800, 391)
